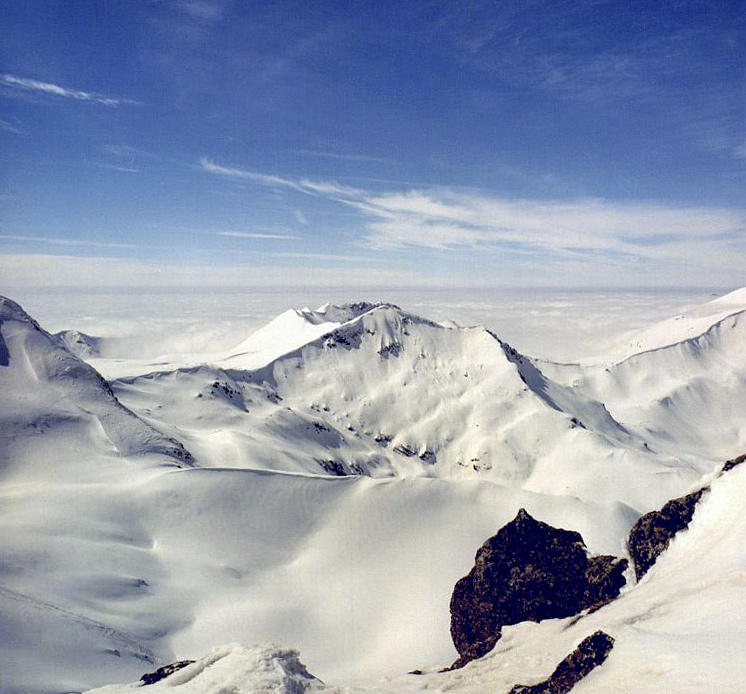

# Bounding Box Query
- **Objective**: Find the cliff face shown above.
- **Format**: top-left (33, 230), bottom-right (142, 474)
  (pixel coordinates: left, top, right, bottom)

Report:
top-left (449, 509), bottom-right (627, 669)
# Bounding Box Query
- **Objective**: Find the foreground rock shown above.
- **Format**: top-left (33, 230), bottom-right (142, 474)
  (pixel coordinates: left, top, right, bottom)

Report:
top-left (508, 631), bottom-right (615, 694)
top-left (627, 489), bottom-right (706, 581)
top-left (449, 509), bottom-right (627, 668)
top-left (141, 660), bottom-right (195, 685)
top-left (628, 452), bottom-right (745, 580)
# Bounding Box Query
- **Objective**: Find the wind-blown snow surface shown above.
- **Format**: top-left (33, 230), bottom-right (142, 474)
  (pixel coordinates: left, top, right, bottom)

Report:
top-left (1, 290), bottom-right (746, 693)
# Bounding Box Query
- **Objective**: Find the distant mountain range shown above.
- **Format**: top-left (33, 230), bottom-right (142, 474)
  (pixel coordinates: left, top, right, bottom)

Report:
top-left (1, 290), bottom-right (745, 693)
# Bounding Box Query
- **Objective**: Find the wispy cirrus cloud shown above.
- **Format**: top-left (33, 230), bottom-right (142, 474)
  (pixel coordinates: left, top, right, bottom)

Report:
top-left (95, 163), bottom-right (139, 173)
top-left (0, 74), bottom-right (139, 106)
top-left (218, 231), bottom-right (300, 240)
top-left (177, 0), bottom-right (224, 21)
top-left (354, 191), bottom-right (746, 252)
top-left (295, 149), bottom-right (400, 165)
top-left (201, 156), bottom-right (746, 276)
top-left (199, 157), bottom-right (364, 197)
top-left (0, 117), bottom-right (23, 134)
top-left (0, 234), bottom-right (147, 249)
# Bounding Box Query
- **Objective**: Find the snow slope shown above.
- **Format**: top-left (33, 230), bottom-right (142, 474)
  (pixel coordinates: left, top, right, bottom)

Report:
top-left (0, 296), bottom-right (192, 469)
top-left (613, 286), bottom-right (746, 358)
top-left (543, 289), bottom-right (746, 464)
top-left (108, 303), bottom-right (692, 508)
top-left (1, 292), bottom-right (745, 693)
top-left (81, 461), bottom-right (746, 694)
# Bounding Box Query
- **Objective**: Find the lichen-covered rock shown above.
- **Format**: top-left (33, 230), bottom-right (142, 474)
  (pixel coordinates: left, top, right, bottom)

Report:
top-left (627, 489), bottom-right (706, 581)
top-left (508, 631), bottom-right (615, 694)
top-left (449, 509), bottom-right (626, 668)
top-left (140, 660), bottom-right (195, 685)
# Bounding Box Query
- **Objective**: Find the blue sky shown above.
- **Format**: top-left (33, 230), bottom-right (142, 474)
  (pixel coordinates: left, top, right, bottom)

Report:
top-left (1, 0), bottom-right (745, 288)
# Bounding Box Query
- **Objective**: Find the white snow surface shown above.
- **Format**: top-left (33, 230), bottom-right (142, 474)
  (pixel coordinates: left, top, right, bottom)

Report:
top-left (611, 285), bottom-right (746, 359)
top-left (1, 292), bottom-right (745, 693)
top-left (85, 644), bottom-right (340, 694)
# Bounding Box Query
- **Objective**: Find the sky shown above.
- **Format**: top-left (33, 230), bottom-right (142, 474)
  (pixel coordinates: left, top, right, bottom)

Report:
top-left (1, 0), bottom-right (745, 289)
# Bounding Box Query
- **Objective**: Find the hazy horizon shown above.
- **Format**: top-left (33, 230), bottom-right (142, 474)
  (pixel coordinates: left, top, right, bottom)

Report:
top-left (3, 283), bottom-right (730, 362)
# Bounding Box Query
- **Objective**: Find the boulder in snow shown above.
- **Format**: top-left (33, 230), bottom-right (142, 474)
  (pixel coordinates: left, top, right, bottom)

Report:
top-left (449, 509), bottom-right (626, 668)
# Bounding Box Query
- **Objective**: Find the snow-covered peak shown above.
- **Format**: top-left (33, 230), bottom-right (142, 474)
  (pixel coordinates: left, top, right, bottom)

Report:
top-left (85, 644), bottom-right (332, 694)
top-left (0, 295), bottom-right (193, 466)
top-left (55, 329), bottom-right (102, 358)
top-left (614, 287), bottom-right (746, 359)
top-left (0, 294), bottom-right (42, 327)
top-left (709, 286), bottom-right (746, 306)
top-left (306, 300), bottom-right (394, 324)
top-left (220, 302), bottom-right (404, 370)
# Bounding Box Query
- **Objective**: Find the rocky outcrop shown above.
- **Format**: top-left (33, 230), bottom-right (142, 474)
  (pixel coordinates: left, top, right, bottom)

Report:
top-left (508, 631), bottom-right (615, 694)
top-left (722, 453), bottom-right (746, 473)
top-left (627, 489), bottom-right (706, 581)
top-left (628, 451), bottom-right (745, 581)
top-left (449, 509), bottom-right (627, 669)
top-left (141, 660), bottom-right (195, 685)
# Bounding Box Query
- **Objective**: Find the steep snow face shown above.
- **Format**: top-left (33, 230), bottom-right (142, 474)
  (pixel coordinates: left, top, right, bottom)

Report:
top-left (603, 310), bottom-right (746, 461)
top-left (219, 302), bottom-right (385, 371)
top-left (233, 304), bottom-right (684, 505)
top-left (0, 296), bottom-right (197, 693)
top-left (546, 305), bottom-right (746, 465)
top-left (613, 286), bottom-right (746, 359)
top-left (0, 297), bottom-right (192, 469)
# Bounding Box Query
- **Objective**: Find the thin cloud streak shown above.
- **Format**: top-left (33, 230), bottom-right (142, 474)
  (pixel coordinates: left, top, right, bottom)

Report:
top-left (0, 74), bottom-right (139, 106)
top-left (202, 247), bottom-right (381, 263)
top-left (0, 117), bottom-right (23, 134)
top-left (199, 157), bottom-right (364, 197)
top-left (0, 235), bottom-right (146, 250)
top-left (295, 149), bottom-right (400, 165)
top-left (218, 231), bottom-right (300, 240)
top-left (95, 163), bottom-right (139, 173)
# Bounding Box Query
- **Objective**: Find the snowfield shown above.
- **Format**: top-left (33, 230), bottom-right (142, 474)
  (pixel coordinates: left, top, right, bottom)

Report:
top-left (1, 290), bottom-right (745, 693)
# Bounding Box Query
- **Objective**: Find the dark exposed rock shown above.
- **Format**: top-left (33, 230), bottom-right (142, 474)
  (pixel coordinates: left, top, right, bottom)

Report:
top-left (723, 453), bottom-right (746, 473)
top-left (393, 443), bottom-right (417, 457)
top-left (317, 459), bottom-right (347, 476)
top-left (449, 509), bottom-right (626, 669)
top-left (141, 660), bottom-right (195, 685)
top-left (582, 554), bottom-right (628, 612)
top-left (627, 488), bottom-right (706, 581)
top-left (627, 452), bottom-right (744, 581)
top-left (508, 631), bottom-right (615, 694)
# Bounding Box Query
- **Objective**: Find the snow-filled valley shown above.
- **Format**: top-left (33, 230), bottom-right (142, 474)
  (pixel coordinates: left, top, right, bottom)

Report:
top-left (1, 290), bottom-right (745, 693)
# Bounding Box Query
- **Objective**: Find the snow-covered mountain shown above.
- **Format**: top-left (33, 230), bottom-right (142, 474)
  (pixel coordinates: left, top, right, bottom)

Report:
top-left (54, 329), bottom-right (103, 359)
top-left (104, 302), bottom-right (695, 507)
top-left (1, 291), bottom-right (745, 693)
top-left (544, 287), bottom-right (746, 463)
